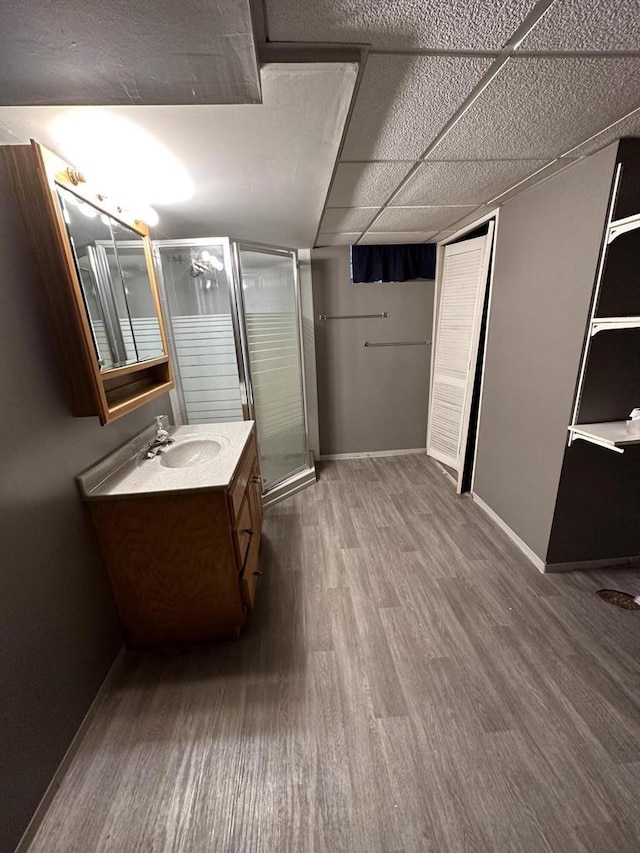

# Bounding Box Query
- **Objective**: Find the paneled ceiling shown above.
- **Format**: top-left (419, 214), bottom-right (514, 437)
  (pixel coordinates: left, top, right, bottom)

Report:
top-left (2, 0), bottom-right (640, 249)
top-left (262, 0), bottom-right (640, 246)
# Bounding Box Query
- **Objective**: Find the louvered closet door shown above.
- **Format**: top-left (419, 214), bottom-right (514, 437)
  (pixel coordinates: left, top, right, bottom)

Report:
top-left (427, 227), bottom-right (494, 474)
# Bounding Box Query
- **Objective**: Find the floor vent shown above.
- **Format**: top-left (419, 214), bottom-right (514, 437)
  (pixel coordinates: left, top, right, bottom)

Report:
top-left (596, 589), bottom-right (640, 610)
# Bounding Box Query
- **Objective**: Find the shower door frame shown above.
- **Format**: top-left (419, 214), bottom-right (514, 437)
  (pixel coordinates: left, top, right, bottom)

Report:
top-left (231, 240), bottom-right (314, 500)
top-left (153, 236), bottom-right (315, 504)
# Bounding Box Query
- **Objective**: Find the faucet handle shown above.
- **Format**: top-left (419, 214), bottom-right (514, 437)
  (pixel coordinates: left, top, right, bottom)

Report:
top-left (155, 415), bottom-right (169, 438)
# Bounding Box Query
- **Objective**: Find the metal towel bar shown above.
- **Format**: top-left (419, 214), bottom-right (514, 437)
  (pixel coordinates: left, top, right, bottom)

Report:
top-left (318, 312), bottom-right (389, 320)
top-left (364, 340), bottom-right (431, 347)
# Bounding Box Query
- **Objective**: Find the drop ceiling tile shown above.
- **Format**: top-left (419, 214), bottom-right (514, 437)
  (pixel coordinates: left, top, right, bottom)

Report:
top-left (392, 160), bottom-right (549, 206)
top-left (371, 207), bottom-right (476, 232)
top-left (315, 233), bottom-right (361, 246)
top-left (441, 206), bottom-right (495, 233)
top-left (328, 162), bottom-right (415, 207)
top-left (341, 55), bottom-right (493, 160)
top-left (491, 159), bottom-right (579, 204)
top-left (564, 108), bottom-right (640, 158)
top-left (430, 57), bottom-right (640, 161)
top-left (359, 231), bottom-right (438, 244)
top-left (431, 230), bottom-right (457, 243)
top-left (521, 0), bottom-right (640, 52)
top-left (266, 0), bottom-right (537, 50)
top-left (320, 208), bottom-right (378, 231)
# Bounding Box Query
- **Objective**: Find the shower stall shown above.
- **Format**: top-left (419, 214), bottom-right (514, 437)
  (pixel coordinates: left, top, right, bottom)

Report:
top-left (153, 238), bottom-right (315, 505)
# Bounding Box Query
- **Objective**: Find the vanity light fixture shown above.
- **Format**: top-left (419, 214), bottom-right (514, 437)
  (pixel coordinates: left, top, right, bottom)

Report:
top-left (49, 111), bottom-right (191, 229)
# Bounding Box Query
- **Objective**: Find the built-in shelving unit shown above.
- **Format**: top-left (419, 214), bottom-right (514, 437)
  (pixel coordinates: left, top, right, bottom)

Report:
top-left (568, 149), bottom-right (640, 454)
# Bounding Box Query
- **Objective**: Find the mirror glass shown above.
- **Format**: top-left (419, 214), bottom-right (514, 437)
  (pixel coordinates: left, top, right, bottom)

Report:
top-left (110, 220), bottom-right (164, 365)
top-left (56, 186), bottom-right (164, 371)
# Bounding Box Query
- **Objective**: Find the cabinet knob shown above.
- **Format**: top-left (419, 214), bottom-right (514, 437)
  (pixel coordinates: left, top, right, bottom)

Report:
top-left (243, 528), bottom-right (254, 535)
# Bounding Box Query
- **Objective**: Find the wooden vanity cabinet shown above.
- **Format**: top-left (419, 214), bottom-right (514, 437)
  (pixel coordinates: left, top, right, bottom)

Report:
top-left (89, 432), bottom-right (263, 649)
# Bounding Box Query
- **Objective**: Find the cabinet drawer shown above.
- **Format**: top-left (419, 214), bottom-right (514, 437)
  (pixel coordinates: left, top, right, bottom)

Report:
top-left (229, 434), bottom-right (257, 519)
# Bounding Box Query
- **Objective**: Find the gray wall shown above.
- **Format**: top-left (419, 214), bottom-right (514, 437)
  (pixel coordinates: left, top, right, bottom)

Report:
top-left (473, 144), bottom-right (617, 561)
top-left (312, 246), bottom-right (433, 455)
top-left (0, 161), bottom-right (170, 853)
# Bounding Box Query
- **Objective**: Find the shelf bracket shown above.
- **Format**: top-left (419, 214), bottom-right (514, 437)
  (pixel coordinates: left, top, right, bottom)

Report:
top-left (607, 211), bottom-right (640, 244)
top-left (569, 432), bottom-right (625, 454)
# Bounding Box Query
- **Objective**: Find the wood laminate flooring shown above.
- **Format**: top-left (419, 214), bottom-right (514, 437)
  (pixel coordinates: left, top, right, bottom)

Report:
top-left (28, 456), bottom-right (640, 853)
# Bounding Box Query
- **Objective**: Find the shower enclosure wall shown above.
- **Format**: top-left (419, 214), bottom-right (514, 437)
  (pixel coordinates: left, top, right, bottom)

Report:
top-left (154, 238), bottom-right (315, 505)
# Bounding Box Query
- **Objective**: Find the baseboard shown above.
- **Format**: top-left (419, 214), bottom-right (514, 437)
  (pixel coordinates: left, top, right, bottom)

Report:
top-left (471, 494), bottom-right (546, 574)
top-left (544, 555), bottom-right (640, 573)
top-left (14, 645), bottom-right (126, 853)
top-left (319, 448), bottom-right (427, 461)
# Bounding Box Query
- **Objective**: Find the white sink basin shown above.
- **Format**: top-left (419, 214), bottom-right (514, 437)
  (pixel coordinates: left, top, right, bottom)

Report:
top-left (160, 439), bottom-right (223, 468)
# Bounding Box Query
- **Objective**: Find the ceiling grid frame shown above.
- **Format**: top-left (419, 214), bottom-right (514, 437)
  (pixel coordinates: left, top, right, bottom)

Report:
top-left (285, 0), bottom-right (640, 248)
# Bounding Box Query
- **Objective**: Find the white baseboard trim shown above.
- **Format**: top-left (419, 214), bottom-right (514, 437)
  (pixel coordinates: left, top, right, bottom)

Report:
top-left (14, 645), bottom-right (126, 853)
top-left (545, 555), bottom-right (640, 573)
top-left (472, 494), bottom-right (546, 574)
top-left (319, 448), bottom-right (427, 461)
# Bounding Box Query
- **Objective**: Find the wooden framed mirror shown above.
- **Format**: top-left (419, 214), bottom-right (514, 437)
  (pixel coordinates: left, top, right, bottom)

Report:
top-left (1, 140), bottom-right (173, 424)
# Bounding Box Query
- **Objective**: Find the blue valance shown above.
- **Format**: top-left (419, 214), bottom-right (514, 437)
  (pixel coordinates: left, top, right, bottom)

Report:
top-left (351, 243), bottom-right (436, 283)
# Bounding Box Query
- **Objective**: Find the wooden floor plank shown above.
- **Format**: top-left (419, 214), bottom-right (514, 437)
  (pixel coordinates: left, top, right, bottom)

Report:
top-left (26, 456), bottom-right (640, 853)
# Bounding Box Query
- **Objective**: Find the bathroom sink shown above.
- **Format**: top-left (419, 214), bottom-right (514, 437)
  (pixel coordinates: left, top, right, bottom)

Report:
top-left (160, 439), bottom-right (223, 468)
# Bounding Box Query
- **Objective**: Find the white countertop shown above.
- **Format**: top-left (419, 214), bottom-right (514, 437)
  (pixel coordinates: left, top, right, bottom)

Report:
top-left (77, 422), bottom-right (255, 501)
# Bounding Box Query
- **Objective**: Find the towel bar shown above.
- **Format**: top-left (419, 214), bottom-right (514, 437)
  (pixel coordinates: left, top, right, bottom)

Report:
top-left (318, 312), bottom-right (389, 320)
top-left (364, 340), bottom-right (430, 347)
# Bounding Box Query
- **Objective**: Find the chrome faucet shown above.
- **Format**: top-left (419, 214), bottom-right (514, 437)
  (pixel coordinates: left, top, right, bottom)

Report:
top-left (145, 415), bottom-right (175, 458)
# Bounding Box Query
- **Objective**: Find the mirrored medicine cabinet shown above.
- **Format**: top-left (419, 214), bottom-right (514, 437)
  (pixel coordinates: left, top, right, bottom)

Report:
top-left (1, 140), bottom-right (173, 424)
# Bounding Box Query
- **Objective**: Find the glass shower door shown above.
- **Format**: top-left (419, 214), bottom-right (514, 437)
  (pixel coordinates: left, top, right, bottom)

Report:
top-left (155, 239), bottom-right (245, 425)
top-left (235, 244), bottom-right (310, 490)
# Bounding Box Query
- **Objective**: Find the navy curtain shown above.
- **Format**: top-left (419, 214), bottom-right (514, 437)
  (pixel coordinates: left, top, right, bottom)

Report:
top-left (351, 243), bottom-right (436, 283)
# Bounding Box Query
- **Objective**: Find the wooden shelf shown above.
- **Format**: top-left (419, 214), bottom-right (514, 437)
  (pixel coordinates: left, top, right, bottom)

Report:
top-left (608, 210), bottom-right (640, 244)
top-left (591, 316), bottom-right (640, 335)
top-left (568, 420), bottom-right (640, 453)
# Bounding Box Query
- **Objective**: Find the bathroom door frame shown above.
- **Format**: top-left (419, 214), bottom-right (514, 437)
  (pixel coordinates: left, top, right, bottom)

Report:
top-left (231, 240), bottom-right (314, 500)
